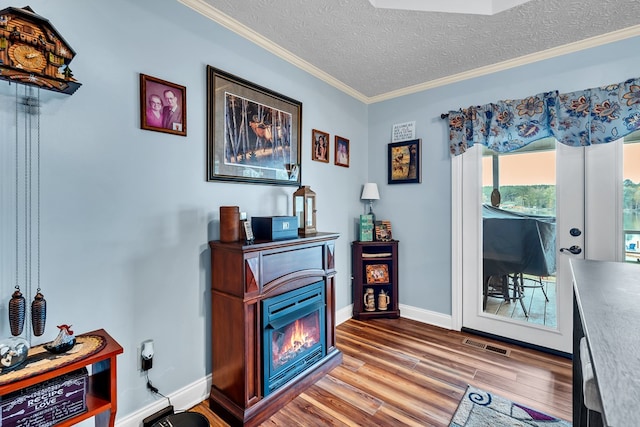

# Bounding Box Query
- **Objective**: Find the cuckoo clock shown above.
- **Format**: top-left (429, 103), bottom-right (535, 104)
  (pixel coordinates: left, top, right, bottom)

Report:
top-left (0, 6), bottom-right (81, 95)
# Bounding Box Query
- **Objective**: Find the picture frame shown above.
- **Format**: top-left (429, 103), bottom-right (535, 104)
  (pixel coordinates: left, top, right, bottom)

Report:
top-left (388, 138), bottom-right (421, 184)
top-left (375, 220), bottom-right (393, 241)
top-left (206, 66), bottom-right (302, 186)
top-left (311, 129), bottom-right (330, 163)
top-left (334, 135), bottom-right (350, 167)
top-left (140, 74), bottom-right (187, 136)
top-left (366, 264), bottom-right (390, 284)
top-left (242, 220), bottom-right (255, 243)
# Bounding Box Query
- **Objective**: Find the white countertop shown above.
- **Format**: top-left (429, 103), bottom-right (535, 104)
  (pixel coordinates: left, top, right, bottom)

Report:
top-left (571, 259), bottom-right (640, 427)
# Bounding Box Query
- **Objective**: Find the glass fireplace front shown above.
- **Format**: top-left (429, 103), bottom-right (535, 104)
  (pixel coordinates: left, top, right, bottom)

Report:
top-left (262, 281), bottom-right (326, 396)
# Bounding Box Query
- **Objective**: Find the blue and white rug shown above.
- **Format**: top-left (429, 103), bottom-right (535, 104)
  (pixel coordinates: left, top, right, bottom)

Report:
top-left (450, 385), bottom-right (572, 426)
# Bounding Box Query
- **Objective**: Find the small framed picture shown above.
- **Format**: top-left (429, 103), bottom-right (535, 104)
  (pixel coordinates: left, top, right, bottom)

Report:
top-left (334, 135), bottom-right (350, 167)
top-left (388, 139), bottom-right (421, 184)
top-left (312, 129), bottom-right (330, 163)
top-left (243, 221), bottom-right (254, 243)
top-left (366, 264), bottom-right (390, 284)
top-left (375, 220), bottom-right (392, 241)
top-left (140, 74), bottom-right (187, 136)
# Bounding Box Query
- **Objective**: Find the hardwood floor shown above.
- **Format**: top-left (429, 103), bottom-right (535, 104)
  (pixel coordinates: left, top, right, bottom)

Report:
top-left (190, 317), bottom-right (572, 426)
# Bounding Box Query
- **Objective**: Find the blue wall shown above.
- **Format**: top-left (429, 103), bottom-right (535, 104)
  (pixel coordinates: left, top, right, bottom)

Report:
top-left (369, 35), bottom-right (640, 316)
top-left (1, 0), bottom-right (639, 423)
top-left (0, 0), bottom-right (367, 421)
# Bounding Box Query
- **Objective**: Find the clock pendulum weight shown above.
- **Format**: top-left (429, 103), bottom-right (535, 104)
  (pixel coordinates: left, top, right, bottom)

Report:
top-left (9, 286), bottom-right (26, 336)
top-left (32, 289), bottom-right (46, 337)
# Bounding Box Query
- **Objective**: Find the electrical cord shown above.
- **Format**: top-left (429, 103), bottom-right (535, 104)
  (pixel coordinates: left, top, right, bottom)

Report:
top-left (145, 371), bottom-right (172, 408)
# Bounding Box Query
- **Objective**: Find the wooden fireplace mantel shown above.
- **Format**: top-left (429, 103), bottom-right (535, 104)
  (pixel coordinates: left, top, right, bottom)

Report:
top-left (208, 232), bottom-right (342, 426)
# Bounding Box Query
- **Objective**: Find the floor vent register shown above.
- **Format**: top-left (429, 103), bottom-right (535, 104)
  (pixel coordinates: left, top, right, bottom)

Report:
top-left (462, 338), bottom-right (511, 356)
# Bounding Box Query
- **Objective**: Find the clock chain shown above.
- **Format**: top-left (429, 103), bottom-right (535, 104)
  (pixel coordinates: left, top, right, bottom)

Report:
top-left (9, 85), bottom-right (46, 341)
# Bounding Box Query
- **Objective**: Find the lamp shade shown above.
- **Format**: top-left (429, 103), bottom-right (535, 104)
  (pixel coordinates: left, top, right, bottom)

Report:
top-left (361, 183), bottom-right (380, 200)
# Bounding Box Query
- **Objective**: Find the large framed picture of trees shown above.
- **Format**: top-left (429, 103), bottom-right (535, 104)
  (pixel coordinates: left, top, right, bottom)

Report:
top-left (206, 66), bottom-right (302, 186)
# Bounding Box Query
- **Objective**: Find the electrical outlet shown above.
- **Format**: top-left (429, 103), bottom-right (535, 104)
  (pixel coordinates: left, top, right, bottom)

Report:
top-left (141, 339), bottom-right (154, 371)
top-left (142, 405), bottom-right (174, 427)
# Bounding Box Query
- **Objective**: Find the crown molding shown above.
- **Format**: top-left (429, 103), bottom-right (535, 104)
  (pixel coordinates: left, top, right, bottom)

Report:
top-left (178, 0), bottom-right (640, 105)
top-left (177, 0), bottom-right (369, 103)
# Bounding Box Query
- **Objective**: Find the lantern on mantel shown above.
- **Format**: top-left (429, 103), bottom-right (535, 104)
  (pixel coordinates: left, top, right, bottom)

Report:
top-left (293, 186), bottom-right (317, 236)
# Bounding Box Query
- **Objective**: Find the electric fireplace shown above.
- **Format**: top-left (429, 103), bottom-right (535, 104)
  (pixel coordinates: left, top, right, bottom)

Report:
top-left (262, 282), bottom-right (326, 396)
top-left (209, 233), bottom-right (342, 427)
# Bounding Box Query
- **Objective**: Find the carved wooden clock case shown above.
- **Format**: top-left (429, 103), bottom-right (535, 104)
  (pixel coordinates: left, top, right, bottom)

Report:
top-left (0, 6), bottom-right (81, 95)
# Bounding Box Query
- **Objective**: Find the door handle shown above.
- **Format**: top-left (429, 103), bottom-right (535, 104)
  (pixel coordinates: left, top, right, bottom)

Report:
top-left (560, 245), bottom-right (582, 255)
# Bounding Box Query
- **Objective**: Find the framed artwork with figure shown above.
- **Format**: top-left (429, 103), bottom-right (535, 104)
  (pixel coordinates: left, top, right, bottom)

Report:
top-left (312, 129), bottom-right (330, 163)
top-left (334, 135), bottom-right (350, 167)
top-left (388, 138), bottom-right (421, 184)
top-left (140, 74), bottom-right (187, 136)
top-left (375, 220), bottom-right (392, 241)
top-left (206, 66), bottom-right (302, 186)
top-left (366, 264), bottom-right (390, 284)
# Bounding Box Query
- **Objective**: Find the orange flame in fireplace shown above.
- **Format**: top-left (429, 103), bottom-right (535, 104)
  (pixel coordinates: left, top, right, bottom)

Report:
top-left (289, 319), bottom-right (309, 352)
top-left (273, 317), bottom-right (319, 368)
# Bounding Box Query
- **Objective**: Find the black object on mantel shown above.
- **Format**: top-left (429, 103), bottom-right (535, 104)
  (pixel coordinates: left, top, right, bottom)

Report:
top-left (251, 216), bottom-right (298, 241)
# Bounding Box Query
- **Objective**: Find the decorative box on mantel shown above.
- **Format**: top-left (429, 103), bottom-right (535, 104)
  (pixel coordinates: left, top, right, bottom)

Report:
top-left (251, 216), bottom-right (298, 241)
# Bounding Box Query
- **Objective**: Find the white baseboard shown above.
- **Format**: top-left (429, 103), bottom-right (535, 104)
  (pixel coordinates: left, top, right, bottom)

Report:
top-left (116, 304), bottom-right (451, 426)
top-left (335, 304), bottom-right (353, 325)
top-left (337, 303), bottom-right (453, 330)
top-left (398, 304), bottom-right (453, 330)
top-left (116, 374), bottom-right (211, 427)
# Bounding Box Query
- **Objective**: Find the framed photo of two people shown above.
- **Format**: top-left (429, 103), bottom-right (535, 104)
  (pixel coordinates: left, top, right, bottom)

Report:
top-left (140, 74), bottom-right (187, 136)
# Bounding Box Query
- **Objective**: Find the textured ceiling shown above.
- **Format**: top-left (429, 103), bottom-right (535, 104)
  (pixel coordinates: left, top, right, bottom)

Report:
top-left (182, 0), bottom-right (640, 101)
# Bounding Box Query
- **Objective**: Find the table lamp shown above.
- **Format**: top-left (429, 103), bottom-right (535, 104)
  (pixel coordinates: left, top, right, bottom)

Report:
top-left (361, 183), bottom-right (380, 219)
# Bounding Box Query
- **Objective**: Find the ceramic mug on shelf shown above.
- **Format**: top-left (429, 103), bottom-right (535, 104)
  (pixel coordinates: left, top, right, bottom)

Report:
top-left (364, 288), bottom-right (376, 311)
top-left (378, 290), bottom-right (390, 311)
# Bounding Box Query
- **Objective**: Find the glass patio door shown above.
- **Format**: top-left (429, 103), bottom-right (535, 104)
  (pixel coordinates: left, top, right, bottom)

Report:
top-left (623, 136), bottom-right (640, 262)
top-left (481, 141), bottom-right (558, 328)
top-left (455, 139), bottom-right (620, 353)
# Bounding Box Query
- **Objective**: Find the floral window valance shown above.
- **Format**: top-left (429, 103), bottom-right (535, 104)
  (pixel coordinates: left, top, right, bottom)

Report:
top-left (448, 77), bottom-right (640, 156)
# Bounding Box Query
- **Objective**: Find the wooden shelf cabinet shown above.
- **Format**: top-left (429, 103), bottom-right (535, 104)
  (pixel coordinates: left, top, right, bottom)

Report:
top-left (351, 240), bottom-right (400, 320)
top-left (0, 329), bottom-right (123, 427)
